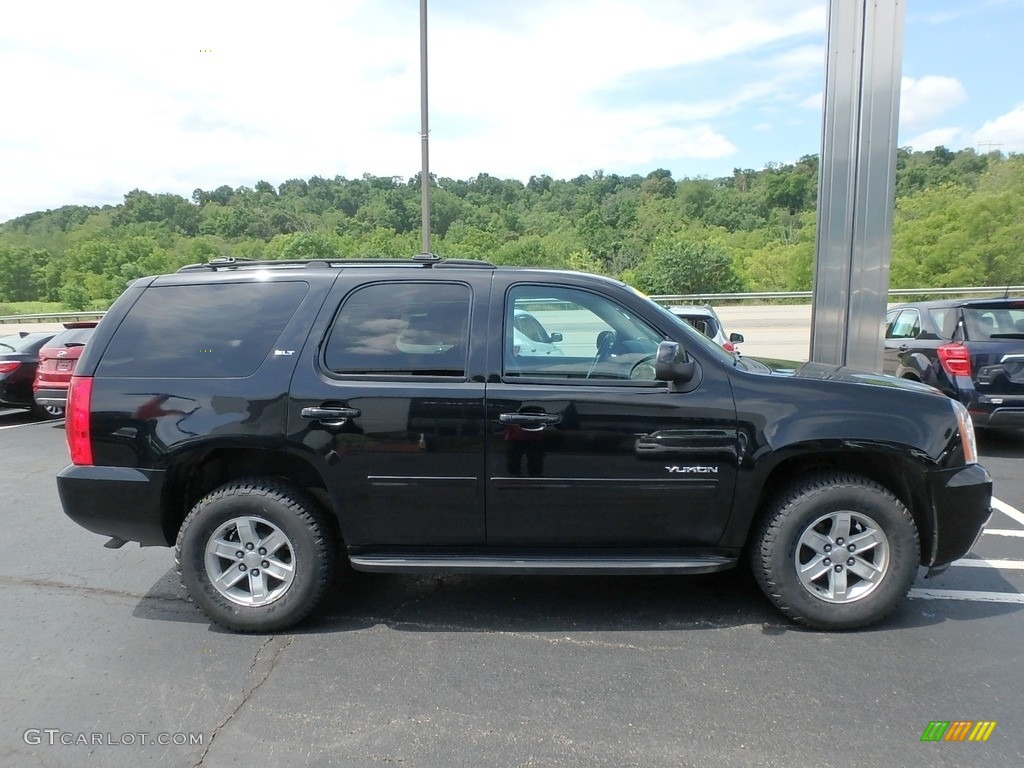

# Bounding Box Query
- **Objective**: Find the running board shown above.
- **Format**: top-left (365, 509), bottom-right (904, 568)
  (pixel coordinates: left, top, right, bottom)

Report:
top-left (348, 553), bottom-right (736, 576)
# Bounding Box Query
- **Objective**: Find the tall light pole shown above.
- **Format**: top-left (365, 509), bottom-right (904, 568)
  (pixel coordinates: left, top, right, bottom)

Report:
top-left (419, 0), bottom-right (431, 254)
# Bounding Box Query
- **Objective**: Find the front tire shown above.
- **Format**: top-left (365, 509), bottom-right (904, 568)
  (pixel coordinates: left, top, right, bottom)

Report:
top-left (176, 479), bottom-right (337, 632)
top-left (750, 473), bottom-right (919, 630)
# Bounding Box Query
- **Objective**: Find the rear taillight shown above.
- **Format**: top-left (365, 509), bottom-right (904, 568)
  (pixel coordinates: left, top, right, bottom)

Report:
top-left (937, 343), bottom-right (971, 377)
top-left (722, 342), bottom-right (735, 353)
top-left (66, 376), bottom-right (93, 466)
top-left (0, 361), bottom-right (21, 374)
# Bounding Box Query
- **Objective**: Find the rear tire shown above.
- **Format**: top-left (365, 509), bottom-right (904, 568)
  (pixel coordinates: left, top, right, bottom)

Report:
top-left (750, 472), bottom-right (919, 630)
top-left (176, 478), bottom-right (337, 632)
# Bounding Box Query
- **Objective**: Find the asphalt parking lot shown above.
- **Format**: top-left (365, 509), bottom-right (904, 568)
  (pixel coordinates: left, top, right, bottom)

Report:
top-left (2, 407), bottom-right (1023, 768)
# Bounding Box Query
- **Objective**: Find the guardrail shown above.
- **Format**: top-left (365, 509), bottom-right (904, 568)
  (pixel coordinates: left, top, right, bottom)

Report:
top-left (2, 285), bottom-right (1022, 323)
top-left (0, 311), bottom-right (105, 324)
top-left (651, 286), bottom-right (1024, 304)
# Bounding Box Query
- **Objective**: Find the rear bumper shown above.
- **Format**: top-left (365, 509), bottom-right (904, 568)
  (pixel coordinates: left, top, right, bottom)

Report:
top-left (964, 392), bottom-right (1024, 427)
top-left (926, 463), bottom-right (992, 567)
top-left (34, 388), bottom-right (68, 407)
top-left (57, 464), bottom-right (169, 546)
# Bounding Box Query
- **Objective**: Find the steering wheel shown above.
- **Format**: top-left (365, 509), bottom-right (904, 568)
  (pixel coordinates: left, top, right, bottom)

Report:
top-left (595, 330), bottom-right (616, 362)
top-left (585, 331), bottom-right (617, 379)
top-left (628, 353), bottom-right (658, 381)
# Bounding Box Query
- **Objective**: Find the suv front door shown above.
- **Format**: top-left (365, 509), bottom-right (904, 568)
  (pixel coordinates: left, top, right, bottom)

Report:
top-left (484, 279), bottom-right (739, 547)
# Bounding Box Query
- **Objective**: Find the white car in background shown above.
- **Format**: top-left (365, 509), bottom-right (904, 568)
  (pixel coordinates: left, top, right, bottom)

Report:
top-left (669, 305), bottom-right (744, 353)
top-left (513, 310), bottom-right (564, 356)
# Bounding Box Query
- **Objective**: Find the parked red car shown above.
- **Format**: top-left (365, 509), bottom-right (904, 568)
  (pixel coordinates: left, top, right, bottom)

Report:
top-left (33, 322), bottom-right (98, 418)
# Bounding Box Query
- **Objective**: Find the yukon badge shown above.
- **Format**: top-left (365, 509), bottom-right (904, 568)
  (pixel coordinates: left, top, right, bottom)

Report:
top-left (665, 465), bottom-right (718, 474)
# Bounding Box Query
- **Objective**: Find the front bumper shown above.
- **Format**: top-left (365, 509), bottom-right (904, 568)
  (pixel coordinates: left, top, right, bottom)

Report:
top-left (926, 463), bottom-right (993, 568)
top-left (57, 464), bottom-right (169, 546)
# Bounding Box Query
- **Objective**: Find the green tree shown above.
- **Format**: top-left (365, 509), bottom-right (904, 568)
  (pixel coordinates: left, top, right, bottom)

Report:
top-left (627, 235), bottom-right (743, 295)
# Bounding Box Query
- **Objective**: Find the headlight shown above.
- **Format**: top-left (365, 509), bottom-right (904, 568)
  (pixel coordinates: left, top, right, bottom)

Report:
top-left (950, 400), bottom-right (978, 465)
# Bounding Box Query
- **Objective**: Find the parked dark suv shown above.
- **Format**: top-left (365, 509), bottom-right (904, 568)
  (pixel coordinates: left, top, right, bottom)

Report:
top-left (884, 298), bottom-right (1024, 428)
top-left (58, 256), bottom-right (991, 633)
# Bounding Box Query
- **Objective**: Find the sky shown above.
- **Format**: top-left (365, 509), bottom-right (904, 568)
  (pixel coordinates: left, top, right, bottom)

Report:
top-left (1, 0), bottom-right (1023, 224)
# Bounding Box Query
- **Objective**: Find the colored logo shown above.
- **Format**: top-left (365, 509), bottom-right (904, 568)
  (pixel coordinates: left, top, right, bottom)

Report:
top-left (921, 721), bottom-right (997, 742)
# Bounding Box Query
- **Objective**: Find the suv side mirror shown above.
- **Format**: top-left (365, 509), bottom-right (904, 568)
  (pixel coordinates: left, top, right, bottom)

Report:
top-left (655, 341), bottom-right (695, 384)
top-left (729, 332), bottom-right (744, 344)
top-left (548, 332), bottom-right (563, 343)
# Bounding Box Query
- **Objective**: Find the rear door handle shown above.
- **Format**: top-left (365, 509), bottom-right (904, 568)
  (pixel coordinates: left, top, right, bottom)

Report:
top-left (499, 412), bottom-right (561, 431)
top-left (301, 406), bottom-right (361, 426)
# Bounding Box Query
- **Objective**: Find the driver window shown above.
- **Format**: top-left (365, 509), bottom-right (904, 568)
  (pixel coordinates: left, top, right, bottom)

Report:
top-left (504, 285), bottom-right (662, 381)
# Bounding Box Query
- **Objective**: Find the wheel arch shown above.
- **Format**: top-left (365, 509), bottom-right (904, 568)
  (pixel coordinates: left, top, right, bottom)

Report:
top-left (745, 449), bottom-right (935, 565)
top-left (161, 447), bottom-right (338, 546)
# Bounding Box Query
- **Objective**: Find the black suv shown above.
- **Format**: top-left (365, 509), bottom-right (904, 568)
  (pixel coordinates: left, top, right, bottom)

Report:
top-left (884, 298), bottom-right (1024, 428)
top-left (58, 256), bottom-right (991, 632)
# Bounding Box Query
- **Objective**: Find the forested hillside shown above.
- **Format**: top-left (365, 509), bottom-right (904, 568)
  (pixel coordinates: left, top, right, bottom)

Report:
top-left (1, 147), bottom-right (1021, 311)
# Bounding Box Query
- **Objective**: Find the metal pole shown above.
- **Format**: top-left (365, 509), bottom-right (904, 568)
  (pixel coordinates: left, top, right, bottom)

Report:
top-left (810, 0), bottom-right (904, 371)
top-left (419, 0), bottom-right (431, 254)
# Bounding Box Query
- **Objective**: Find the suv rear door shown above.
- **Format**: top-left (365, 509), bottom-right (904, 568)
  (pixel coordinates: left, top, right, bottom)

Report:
top-left (483, 276), bottom-right (740, 547)
top-left (287, 272), bottom-right (490, 548)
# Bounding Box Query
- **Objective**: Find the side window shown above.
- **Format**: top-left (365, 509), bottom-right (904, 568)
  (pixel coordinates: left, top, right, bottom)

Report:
top-left (505, 285), bottom-right (663, 381)
top-left (324, 282), bottom-right (470, 376)
top-left (97, 281), bottom-right (309, 378)
top-left (887, 309), bottom-right (920, 340)
top-left (928, 308), bottom-right (957, 340)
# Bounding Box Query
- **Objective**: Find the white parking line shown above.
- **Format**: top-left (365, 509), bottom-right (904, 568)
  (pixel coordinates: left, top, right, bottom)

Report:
top-left (984, 530), bottom-right (1024, 538)
top-left (992, 498), bottom-right (1024, 527)
top-left (912, 498), bottom-right (1024, 604)
top-left (909, 588), bottom-right (1024, 605)
top-left (0, 420), bottom-right (63, 431)
top-left (950, 558), bottom-right (1024, 570)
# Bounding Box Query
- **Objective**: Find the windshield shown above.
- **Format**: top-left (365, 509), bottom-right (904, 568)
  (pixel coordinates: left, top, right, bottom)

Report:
top-left (48, 328), bottom-right (95, 348)
top-left (963, 307), bottom-right (1024, 340)
top-left (0, 333), bottom-right (49, 353)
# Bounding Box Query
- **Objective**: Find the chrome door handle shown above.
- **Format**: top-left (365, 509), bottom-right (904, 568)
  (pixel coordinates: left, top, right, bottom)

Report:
top-left (499, 412), bottom-right (561, 431)
top-left (301, 406), bottom-right (361, 426)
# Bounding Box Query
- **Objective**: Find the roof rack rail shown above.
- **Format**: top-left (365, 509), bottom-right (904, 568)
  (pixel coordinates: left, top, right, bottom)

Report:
top-left (176, 254), bottom-right (497, 273)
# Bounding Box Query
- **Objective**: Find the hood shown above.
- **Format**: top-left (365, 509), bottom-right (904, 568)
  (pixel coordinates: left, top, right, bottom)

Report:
top-left (744, 357), bottom-right (944, 397)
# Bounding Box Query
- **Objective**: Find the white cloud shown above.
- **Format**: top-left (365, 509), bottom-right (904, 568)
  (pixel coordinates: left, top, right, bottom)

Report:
top-left (900, 76), bottom-right (968, 128)
top-left (972, 105), bottom-right (1024, 152)
top-left (901, 127), bottom-right (969, 152)
top-left (800, 92), bottom-right (823, 111)
top-left (0, 0), bottom-right (827, 221)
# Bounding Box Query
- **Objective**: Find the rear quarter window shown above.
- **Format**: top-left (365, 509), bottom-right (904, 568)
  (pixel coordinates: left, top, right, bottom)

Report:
top-left (96, 281), bottom-right (308, 378)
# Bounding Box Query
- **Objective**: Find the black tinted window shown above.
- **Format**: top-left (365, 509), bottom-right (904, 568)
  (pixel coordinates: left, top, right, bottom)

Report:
top-left (97, 282), bottom-right (308, 378)
top-left (324, 283), bottom-right (470, 376)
